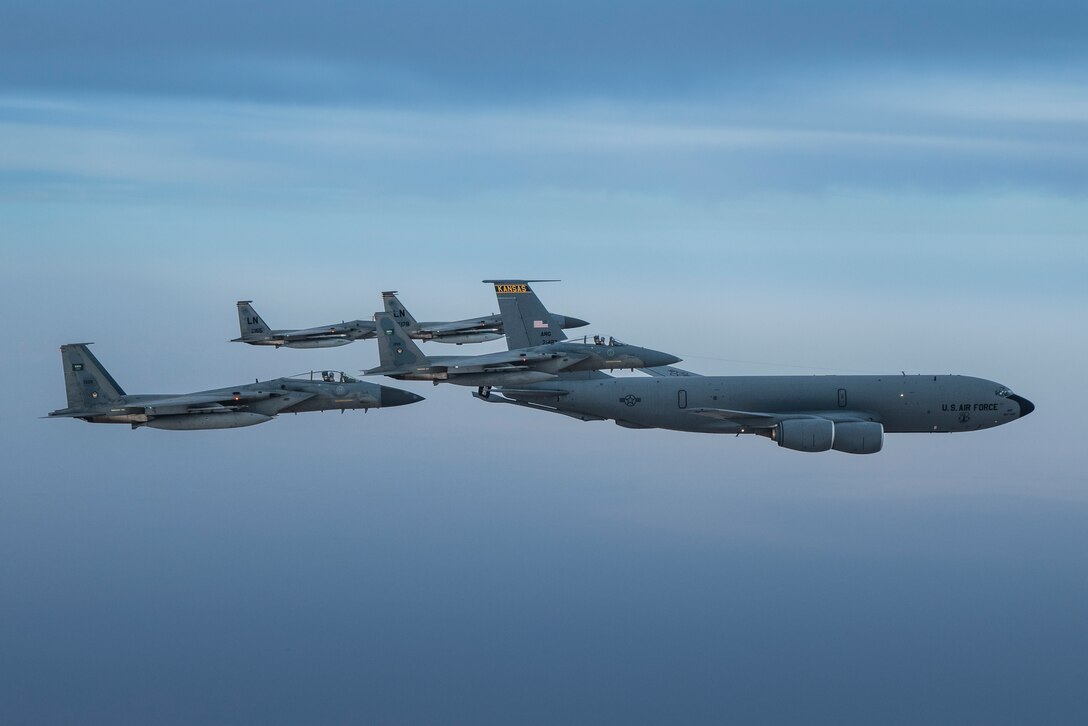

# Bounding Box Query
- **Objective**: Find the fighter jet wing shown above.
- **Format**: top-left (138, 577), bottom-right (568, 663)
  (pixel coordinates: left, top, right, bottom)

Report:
top-left (420, 318), bottom-right (501, 334)
top-left (280, 325), bottom-right (358, 340)
top-left (134, 390), bottom-right (293, 415)
top-left (364, 349), bottom-right (560, 376)
top-left (443, 349), bottom-right (561, 371)
top-left (280, 332), bottom-right (345, 341)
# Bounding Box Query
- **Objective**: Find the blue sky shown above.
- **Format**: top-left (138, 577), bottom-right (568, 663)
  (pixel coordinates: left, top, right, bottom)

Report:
top-left (2, 2), bottom-right (1086, 724)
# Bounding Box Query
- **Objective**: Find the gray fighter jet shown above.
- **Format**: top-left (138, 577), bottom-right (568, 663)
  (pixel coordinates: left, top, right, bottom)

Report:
top-left (486, 278), bottom-right (670, 355)
top-left (365, 313), bottom-right (681, 386)
top-left (48, 344), bottom-right (423, 430)
top-left (233, 300), bottom-right (377, 348)
top-left (233, 295), bottom-right (588, 349)
top-left (474, 368), bottom-right (1034, 454)
top-left (382, 290), bottom-right (588, 345)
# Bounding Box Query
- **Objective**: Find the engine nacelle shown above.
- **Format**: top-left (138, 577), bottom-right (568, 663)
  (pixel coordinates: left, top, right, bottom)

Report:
top-left (773, 418), bottom-right (835, 452)
top-left (832, 421), bottom-right (884, 454)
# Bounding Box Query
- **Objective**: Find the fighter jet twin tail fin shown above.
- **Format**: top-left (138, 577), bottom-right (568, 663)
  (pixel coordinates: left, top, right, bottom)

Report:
top-left (484, 279), bottom-right (565, 350)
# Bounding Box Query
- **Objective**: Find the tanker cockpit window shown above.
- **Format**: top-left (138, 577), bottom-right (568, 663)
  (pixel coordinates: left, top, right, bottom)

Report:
top-left (995, 387), bottom-right (1012, 397)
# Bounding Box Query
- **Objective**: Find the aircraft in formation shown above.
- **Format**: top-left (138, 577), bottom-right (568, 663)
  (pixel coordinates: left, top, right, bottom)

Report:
top-left (365, 281), bottom-right (680, 386)
top-left (381, 290), bottom-right (588, 345)
top-left (461, 281), bottom-right (1033, 453)
top-left (473, 367), bottom-right (1034, 454)
top-left (47, 344), bottom-right (422, 430)
top-left (51, 280), bottom-right (1034, 453)
top-left (232, 292), bottom-right (587, 348)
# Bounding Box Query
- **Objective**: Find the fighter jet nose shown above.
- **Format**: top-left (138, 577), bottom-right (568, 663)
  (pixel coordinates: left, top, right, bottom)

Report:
top-left (381, 386), bottom-right (425, 407)
top-left (1008, 394), bottom-right (1034, 418)
top-left (643, 350), bottom-right (682, 367)
top-left (563, 316), bottom-right (590, 329)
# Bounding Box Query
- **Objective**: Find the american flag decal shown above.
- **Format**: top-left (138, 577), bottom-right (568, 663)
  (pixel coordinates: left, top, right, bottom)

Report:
top-left (533, 320), bottom-right (549, 329)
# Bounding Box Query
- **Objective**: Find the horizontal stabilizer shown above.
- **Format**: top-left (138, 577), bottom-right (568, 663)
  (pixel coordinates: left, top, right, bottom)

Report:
top-left (642, 366), bottom-right (703, 378)
top-left (492, 388), bottom-right (571, 398)
top-left (363, 366), bottom-right (410, 376)
top-left (45, 409), bottom-right (93, 419)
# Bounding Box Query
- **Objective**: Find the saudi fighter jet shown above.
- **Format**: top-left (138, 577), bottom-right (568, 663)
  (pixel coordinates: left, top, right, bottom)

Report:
top-left (48, 344), bottom-right (423, 430)
top-left (382, 290), bottom-right (587, 345)
top-left (364, 312), bottom-right (681, 387)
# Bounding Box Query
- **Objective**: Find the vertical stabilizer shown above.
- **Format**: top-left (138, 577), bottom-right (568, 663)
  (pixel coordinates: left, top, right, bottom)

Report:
top-left (486, 280), bottom-right (566, 350)
top-left (373, 314), bottom-right (428, 371)
top-left (236, 300), bottom-right (271, 338)
top-left (381, 291), bottom-right (420, 333)
top-left (60, 344), bottom-right (125, 410)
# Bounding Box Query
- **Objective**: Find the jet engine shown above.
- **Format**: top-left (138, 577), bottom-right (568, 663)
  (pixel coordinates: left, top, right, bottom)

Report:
top-left (772, 418), bottom-right (835, 452)
top-left (832, 421), bottom-right (884, 454)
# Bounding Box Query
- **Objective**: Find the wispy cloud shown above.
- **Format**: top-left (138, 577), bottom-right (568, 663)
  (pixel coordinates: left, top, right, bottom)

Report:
top-left (3, 74), bottom-right (1086, 199)
top-left (860, 77), bottom-right (1088, 123)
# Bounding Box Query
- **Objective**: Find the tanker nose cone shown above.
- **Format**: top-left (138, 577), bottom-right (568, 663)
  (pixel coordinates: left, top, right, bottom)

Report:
top-left (381, 386), bottom-right (425, 407)
top-left (562, 315), bottom-right (590, 329)
top-left (1009, 394), bottom-right (1034, 418)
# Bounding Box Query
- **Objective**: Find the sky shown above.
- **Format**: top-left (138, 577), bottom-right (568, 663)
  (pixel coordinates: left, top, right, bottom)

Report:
top-left (1, 1), bottom-right (1086, 724)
